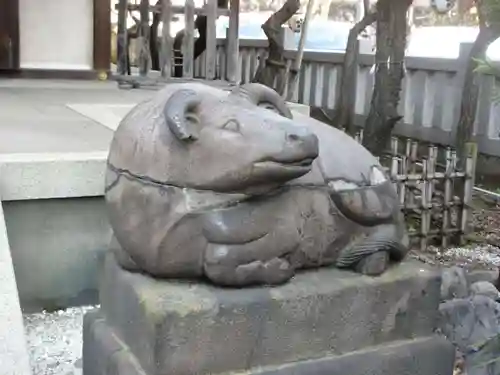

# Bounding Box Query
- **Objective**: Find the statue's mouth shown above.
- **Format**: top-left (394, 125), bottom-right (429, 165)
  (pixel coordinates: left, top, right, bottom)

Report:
top-left (253, 157), bottom-right (315, 173)
top-left (280, 157), bottom-right (315, 167)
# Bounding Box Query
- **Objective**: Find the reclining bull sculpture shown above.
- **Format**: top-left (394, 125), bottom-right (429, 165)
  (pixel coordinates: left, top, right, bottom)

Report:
top-left (105, 82), bottom-right (409, 287)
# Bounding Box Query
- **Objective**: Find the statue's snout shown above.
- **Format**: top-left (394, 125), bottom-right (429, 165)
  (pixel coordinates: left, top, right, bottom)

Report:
top-left (286, 131), bottom-right (319, 159)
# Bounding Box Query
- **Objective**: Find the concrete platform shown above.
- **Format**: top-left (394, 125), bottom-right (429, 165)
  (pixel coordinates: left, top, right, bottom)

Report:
top-left (0, 79), bottom-right (145, 154)
top-left (82, 254), bottom-right (453, 375)
top-left (0, 79), bottom-right (310, 156)
top-left (0, 79), bottom-right (310, 201)
top-left (0, 79), bottom-right (151, 201)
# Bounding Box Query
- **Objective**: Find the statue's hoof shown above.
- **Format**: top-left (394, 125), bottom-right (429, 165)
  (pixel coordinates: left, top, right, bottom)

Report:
top-left (355, 251), bottom-right (389, 276)
top-left (261, 257), bottom-right (294, 285)
top-left (234, 257), bottom-right (294, 286)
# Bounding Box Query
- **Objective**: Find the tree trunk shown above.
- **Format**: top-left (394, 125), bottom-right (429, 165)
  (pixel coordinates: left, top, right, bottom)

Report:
top-left (455, 27), bottom-right (498, 169)
top-left (334, 10), bottom-right (377, 136)
top-left (252, 0), bottom-right (300, 91)
top-left (362, 0), bottom-right (412, 155)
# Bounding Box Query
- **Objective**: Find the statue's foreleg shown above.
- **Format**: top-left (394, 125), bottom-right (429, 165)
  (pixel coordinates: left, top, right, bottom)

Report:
top-left (203, 230), bottom-right (299, 287)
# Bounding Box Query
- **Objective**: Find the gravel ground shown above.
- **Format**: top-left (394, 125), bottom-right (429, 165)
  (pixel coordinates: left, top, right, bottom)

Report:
top-left (412, 244), bottom-right (500, 270)
top-left (410, 193), bottom-right (500, 272)
top-left (23, 305), bottom-right (98, 375)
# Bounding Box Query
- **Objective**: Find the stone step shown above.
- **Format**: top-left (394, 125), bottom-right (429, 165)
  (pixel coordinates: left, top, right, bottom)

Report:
top-left (83, 310), bottom-right (454, 375)
top-left (96, 253), bottom-right (443, 375)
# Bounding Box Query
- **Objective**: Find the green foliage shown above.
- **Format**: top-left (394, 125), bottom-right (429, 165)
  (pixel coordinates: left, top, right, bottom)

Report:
top-left (482, 0), bottom-right (500, 27)
top-left (474, 58), bottom-right (500, 104)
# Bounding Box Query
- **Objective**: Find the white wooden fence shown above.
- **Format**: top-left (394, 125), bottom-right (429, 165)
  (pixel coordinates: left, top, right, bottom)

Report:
top-left (191, 40), bottom-right (500, 158)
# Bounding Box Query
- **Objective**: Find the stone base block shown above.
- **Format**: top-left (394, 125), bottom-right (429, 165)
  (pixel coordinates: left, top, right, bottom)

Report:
top-left (89, 254), bottom-right (449, 375)
top-left (83, 310), bottom-right (455, 375)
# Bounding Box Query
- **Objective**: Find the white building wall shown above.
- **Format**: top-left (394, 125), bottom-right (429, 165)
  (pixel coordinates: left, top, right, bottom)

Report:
top-left (19, 0), bottom-right (94, 70)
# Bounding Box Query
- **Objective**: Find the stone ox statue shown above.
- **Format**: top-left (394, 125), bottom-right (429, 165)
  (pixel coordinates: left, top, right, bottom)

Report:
top-left (105, 82), bottom-right (409, 287)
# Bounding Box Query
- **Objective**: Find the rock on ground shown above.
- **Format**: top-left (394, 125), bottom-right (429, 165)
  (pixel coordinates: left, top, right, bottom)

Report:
top-left (439, 260), bottom-right (500, 375)
top-left (441, 266), bottom-right (469, 301)
top-left (439, 296), bottom-right (500, 353)
top-left (470, 281), bottom-right (500, 301)
top-left (439, 285), bottom-right (500, 375)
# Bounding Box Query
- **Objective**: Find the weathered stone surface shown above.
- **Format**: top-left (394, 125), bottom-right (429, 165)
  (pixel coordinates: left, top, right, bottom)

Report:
top-left (439, 292), bottom-right (500, 375)
top-left (441, 266), bottom-right (469, 301)
top-left (99, 254), bottom-right (441, 375)
top-left (83, 310), bottom-right (454, 375)
top-left (470, 281), bottom-right (500, 301)
top-left (249, 336), bottom-right (455, 375)
top-left (465, 333), bottom-right (500, 375)
top-left (467, 268), bottom-right (499, 287)
top-left (83, 311), bottom-right (146, 375)
top-left (0, 200), bottom-right (32, 375)
top-left (105, 82), bottom-right (408, 287)
top-left (439, 296), bottom-right (500, 353)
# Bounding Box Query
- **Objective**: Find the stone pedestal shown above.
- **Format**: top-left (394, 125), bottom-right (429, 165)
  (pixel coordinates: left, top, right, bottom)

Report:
top-left (0, 200), bottom-right (32, 375)
top-left (83, 254), bottom-right (455, 375)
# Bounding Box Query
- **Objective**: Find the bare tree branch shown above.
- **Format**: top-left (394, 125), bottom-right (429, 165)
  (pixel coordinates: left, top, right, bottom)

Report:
top-left (363, 0), bottom-right (370, 13)
top-left (252, 0), bottom-right (301, 90)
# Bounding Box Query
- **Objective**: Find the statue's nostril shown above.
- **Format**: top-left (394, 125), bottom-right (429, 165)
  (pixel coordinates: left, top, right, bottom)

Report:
top-left (288, 133), bottom-right (300, 141)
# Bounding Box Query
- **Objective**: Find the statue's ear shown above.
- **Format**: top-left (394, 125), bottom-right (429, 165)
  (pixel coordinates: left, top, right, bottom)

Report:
top-left (163, 89), bottom-right (203, 142)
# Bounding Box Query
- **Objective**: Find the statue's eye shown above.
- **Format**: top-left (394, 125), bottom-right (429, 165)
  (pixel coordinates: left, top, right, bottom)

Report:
top-left (260, 103), bottom-right (279, 114)
top-left (222, 119), bottom-right (241, 133)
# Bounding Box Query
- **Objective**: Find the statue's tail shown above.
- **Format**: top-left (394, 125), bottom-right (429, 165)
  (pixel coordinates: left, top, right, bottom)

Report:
top-left (335, 223), bottom-right (409, 269)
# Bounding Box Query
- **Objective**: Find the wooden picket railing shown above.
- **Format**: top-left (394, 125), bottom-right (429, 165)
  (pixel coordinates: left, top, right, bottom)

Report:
top-left (353, 131), bottom-right (477, 249)
top-left (115, 0), bottom-right (240, 88)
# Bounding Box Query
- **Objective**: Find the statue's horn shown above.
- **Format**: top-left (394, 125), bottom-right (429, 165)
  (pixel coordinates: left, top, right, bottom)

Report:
top-left (231, 83), bottom-right (293, 119)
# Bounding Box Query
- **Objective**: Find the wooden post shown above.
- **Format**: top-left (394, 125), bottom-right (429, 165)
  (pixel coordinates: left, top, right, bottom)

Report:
top-left (458, 141), bottom-right (477, 244)
top-left (161, 0), bottom-right (173, 78)
top-left (286, 0), bottom-right (315, 101)
top-left (390, 137), bottom-right (399, 193)
top-left (399, 146), bottom-right (407, 212)
top-left (441, 147), bottom-right (453, 248)
top-left (117, 0), bottom-right (129, 75)
top-left (420, 157), bottom-right (429, 252)
top-left (226, 0), bottom-right (240, 83)
top-left (138, 0), bottom-right (151, 77)
top-left (205, 0), bottom-right (218, 79)
top-left (183, 0), bottom-right (195, 78)
top-left (407, 140), bottom-right (418, 208)
top-left (427, 145), bottom-right (436, 209)
top-left (93, 0), bottom-right (112, 74)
